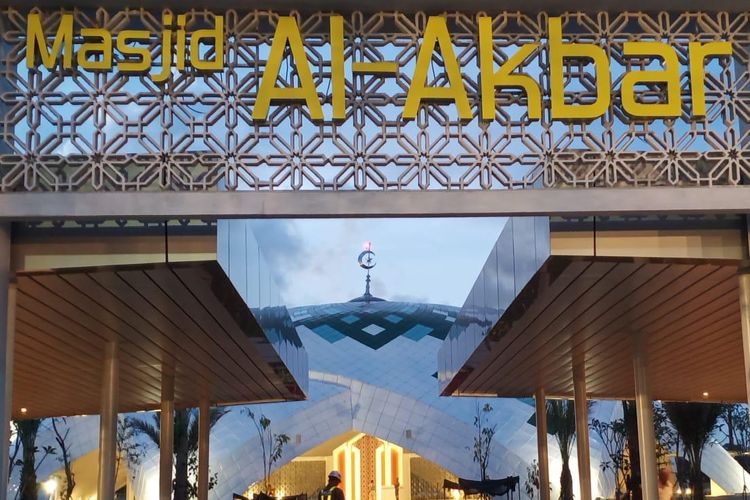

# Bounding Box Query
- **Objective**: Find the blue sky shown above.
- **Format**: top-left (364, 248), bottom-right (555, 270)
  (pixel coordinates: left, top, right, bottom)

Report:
top-left (250, 217), bottom-right (506, 308)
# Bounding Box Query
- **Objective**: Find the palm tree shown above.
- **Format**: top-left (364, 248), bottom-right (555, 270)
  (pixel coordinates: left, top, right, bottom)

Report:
top-left (130, 407), bottom-right (228, 500)
top-left (16, 419), bottom-right (42, 500)
top-left (546, 400), bottom-right (575, 500)
top-left (663, 403), bottom-right (722, 500)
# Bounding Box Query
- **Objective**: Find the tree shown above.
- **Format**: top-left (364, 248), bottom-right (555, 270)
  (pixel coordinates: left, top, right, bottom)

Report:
top-left (663, 403), bottom-right (723, 500)
top-left (130, 407), bottom-right (228, 500)
top-left (7, 421), bottom-right (20, 487)
top-left (621, 401), bottom-right (642, 500)
top-left (51, 418), bottom-right (75, 500)
top-left (546, 400), bottom-right (575, 500)
top-left (590, 417), bottom-right (627, 499)
top-left (116, 416), bottom-right (145, 482)
top-left (718, 404), bottom-right (743, 451)
top-left (14, 419), bottom-right (56, 500)
top-left (244, 409), bottom-right (290, 494)
top-left (472, 403), bottom-right (497, 483)
top-left (525, 460), bottom-right (541, 500)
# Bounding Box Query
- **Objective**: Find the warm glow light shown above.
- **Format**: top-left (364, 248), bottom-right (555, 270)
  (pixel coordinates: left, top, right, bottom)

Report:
top-left (702, 391), bottom-right (709, 398)
top-left (42, 478), bottom-right (58, 495)
top-left (19, 408), bottom-right (27, 414)
top-left (452, 489), bottom-right (461, 500)
top-left (676, 488), bottom-right (682, 495)
top-left (685, 488), bottom-right (692, 495)
top-left (276, 489), bottom-right (286, 498)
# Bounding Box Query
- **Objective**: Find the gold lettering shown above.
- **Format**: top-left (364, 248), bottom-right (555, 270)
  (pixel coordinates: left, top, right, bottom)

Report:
top-left (549, 17), bottom-right (610, 120)
top-left (621, 42), bottom-right (680, 118)
top-left (117, 30), bottom-right (151, 72)
top-left (191, 15), bottom-right (224, 71)
top-left (330, 15), bottom-right (346, 120)
top-left (77, 28), bottom-right (112, 70)
top-left (175, 14), bottom-right (187, 70)
top-left (151, 13), bottom-right (174, 83)
top-left (403, 16), bottom-right (472, 120)
top-left (478, 16), bottom-right (541, 120)
top-left (253, 16), bottom-right (323, 121)
top-left (26, 13), bottom-right (73, 69)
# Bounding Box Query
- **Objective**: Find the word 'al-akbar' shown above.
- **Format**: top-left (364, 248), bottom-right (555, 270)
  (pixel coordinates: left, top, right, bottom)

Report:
top-left (26, 13), bottom-right (733, 121)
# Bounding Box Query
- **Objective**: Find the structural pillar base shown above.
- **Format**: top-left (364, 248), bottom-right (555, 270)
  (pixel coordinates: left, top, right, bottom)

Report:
top-left (573, 362), bottom-right (592, 500)
top-left (97, 340), bottom-right (119, 500)
top-left (535, 388), bottom-right (551, 500)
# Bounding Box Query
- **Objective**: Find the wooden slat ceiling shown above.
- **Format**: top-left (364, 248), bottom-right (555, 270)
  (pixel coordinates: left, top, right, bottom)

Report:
top-left (447, 256), bottom-right (745, 402)
top-left (13, 261), bottom-right (305, 419)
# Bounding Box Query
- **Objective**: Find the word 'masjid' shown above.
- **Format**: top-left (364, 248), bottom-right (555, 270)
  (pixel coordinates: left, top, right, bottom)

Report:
top-left (26, 13), bottom-right (733, 121)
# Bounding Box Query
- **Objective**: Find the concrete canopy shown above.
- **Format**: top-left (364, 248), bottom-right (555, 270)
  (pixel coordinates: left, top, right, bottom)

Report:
top-left (13, 261), bottom-right (305, 419)
top-left (438, 215), bottom-right (750, 403)
top-left (9, 223), bottom-right (308, 419)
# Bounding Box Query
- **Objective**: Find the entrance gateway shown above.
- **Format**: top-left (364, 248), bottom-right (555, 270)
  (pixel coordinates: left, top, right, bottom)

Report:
top-left (1, 1), bottom-right (750, 500)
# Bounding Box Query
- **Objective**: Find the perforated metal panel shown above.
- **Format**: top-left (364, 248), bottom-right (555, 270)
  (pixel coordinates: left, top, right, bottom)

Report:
top-left (0, 9), bottom-right (748, 192)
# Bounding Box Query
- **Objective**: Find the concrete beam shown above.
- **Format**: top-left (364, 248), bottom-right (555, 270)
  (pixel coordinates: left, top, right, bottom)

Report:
top-left (1, 187), bottom-right (750, 220)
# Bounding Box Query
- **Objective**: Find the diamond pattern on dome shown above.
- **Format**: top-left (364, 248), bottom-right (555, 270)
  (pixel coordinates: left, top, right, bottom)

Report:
top-left (313, 325), bottom-right (346, 343)
top-left (341, 315), bottom-right (360, 325)
top-left (362, 324), bottom-right (385, 336)
top-left (294, 301), bottom-right (459, 349)
top-left (403, 324), bottom-right (433, 341)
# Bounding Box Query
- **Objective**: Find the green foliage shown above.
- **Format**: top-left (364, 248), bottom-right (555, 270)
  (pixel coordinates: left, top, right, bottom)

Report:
top-left (546, 400), bottom-right (575, 500)
top-left (664, 402), bottom-right (723, 500)
top-left (244, 409), bottom-right (291, 494)
top-left (14, 419), bottom-right (56, 500)
top-left (129, 407), bottom-right (228, 500)
top-left (653, 403), bottom-right (677, 466)
top-left (718, 404), bottom-right (749, 452)
top-left (590, 417), bottom-right (627, 497)
top-left (185, 452), bottom-right (219, 499)
top-left (116, 416), bottom-right (145, 481)
top-left (51, 418), bottom-right (75, 500)
top-left (524, 460), bottom-right (540, 500)
top-left (472, 403), bottom-right (497, 483)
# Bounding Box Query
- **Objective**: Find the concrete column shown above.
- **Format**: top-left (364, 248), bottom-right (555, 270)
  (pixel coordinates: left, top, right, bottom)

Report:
top-left (198, 399), bottom-right (210, 500)
top-left (97, 341), bottom-right (119, 500)
top-left (573, 362), bottom-right (592, 500)
top-left (634, 333), bottom-right (659, 500)
top-left (740, 270), bottom-right (750, 415)
top-left (0, 223), bottom-right (13, 500)
top-left (160, 371), bottom-right (175, 500)
top-left (535, 388), bottom-right (550, 500)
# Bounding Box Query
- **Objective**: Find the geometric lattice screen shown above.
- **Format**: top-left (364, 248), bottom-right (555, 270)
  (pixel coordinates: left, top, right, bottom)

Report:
top-left (1, 9), bottom-right (748, 192)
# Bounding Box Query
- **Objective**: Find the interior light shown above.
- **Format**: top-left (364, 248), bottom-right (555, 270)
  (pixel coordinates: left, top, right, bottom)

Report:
top-left (676, 488), bottom-right (682, 495)
top-left (42, 478), bottom-right (58, 495)
top-left (702, 392), bottom-right (709, 398)
top-left (20, 408), bottom-right (27, 415)
top-left (685, 488), bottom-right (692, 495)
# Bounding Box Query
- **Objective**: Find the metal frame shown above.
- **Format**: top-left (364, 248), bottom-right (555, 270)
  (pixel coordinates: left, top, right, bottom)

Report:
top-left (1, 9), bottom-right (748, 205)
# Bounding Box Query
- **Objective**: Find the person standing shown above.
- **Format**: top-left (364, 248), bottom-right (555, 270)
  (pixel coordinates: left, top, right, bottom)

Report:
top-left (320, 471), bottom-right (345, 500)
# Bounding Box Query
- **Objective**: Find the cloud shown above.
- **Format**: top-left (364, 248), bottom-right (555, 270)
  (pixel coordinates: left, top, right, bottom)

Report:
top-left (247, 219), bottom-right (305, 292)
top-left (389, 293), bottom-right (431, 304)
top-left (245, 217), bottom-right (507, 308)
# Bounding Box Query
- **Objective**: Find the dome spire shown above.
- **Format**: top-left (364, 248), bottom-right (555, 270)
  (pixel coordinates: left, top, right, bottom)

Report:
top-left (357, 241), bottom-right (377, 302)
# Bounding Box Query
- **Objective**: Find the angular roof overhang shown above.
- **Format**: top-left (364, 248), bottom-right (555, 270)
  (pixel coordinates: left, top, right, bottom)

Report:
top-left (439, 215), bottom-right (749, 402)
top-left (13, 260), bottom-right (307, 419)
